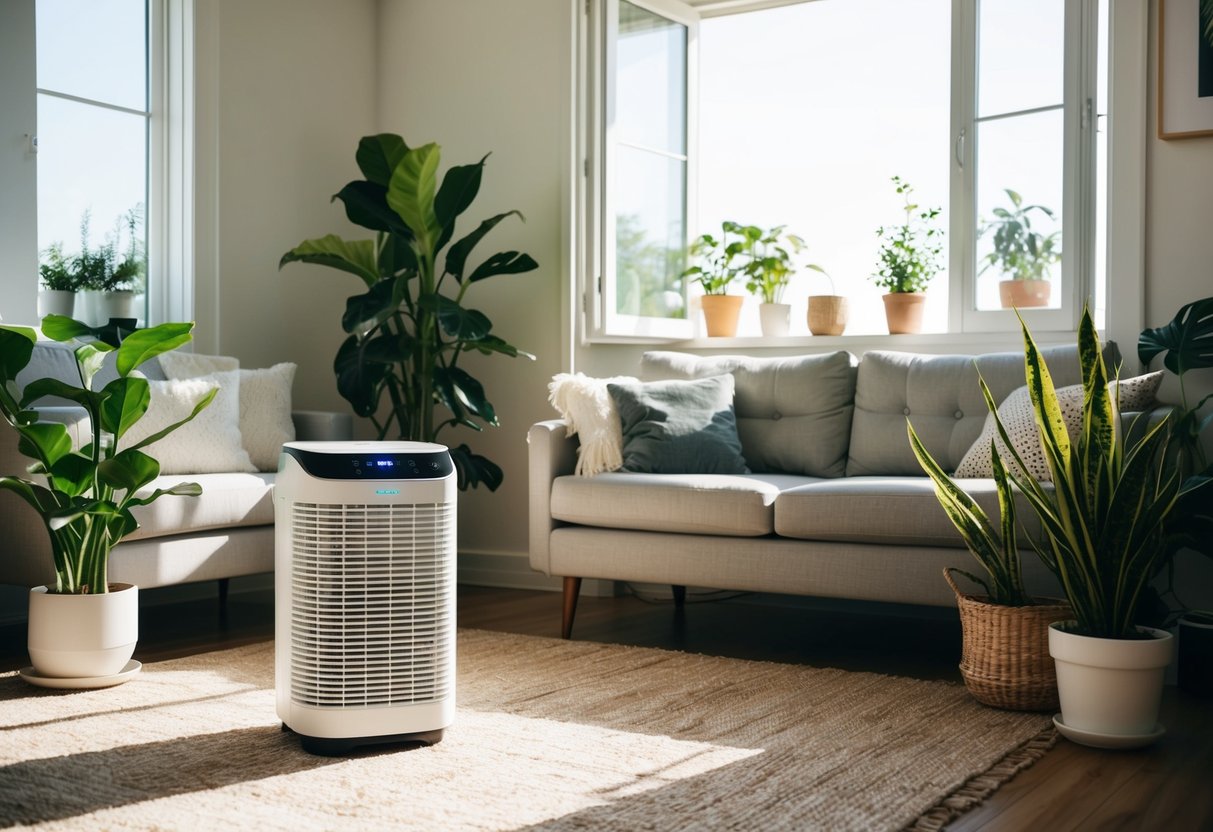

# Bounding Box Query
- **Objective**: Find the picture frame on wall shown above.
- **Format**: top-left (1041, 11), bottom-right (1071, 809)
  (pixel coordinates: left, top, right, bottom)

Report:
top-left (1159, 0), bottom-right (1213, 139)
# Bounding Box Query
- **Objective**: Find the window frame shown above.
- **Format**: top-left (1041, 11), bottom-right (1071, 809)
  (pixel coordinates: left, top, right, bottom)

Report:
top-left (584, 0), bottom-right (701, 342)
top-left (582, 0), bottom-right (1119, 345)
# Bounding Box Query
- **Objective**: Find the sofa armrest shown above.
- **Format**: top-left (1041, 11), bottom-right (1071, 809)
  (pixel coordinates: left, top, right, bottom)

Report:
top-left (528, 419), bottom-right (578, 576)
top-left (292, 410), bottom-right (353, 442)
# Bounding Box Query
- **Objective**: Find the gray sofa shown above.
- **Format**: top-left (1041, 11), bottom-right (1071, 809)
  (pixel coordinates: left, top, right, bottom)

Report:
top-left (0, 339), bottom-right (348, 594)
top-left (530, 344), bottom-right (1121, 638)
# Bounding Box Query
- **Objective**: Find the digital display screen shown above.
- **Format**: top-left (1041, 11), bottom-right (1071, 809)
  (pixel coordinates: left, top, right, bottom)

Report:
top-left (375, 460), bottom-right (393, 467)
top-left (283, 447), bottom-right (455, 480)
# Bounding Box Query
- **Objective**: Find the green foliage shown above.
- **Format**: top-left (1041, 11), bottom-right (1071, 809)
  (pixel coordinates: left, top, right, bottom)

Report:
top-left (871, 176), bottom-right (944, 294)
top-left (975, 308), bottom-right (1209, 638)
top-left (740, 225), bottom-right (825, 305)
top-left (979, 189), bottom-right (1061, 283)
top-left (0, 318), bottom-right (208, 594)
top-left (280, 134), bottom-right (538, 491)
top-left (908, 419), bottom-right (1030, 606)
top-left (39, 207), bottom-right (146, 294)
top-left (681, 221), bottom-right (750, 296)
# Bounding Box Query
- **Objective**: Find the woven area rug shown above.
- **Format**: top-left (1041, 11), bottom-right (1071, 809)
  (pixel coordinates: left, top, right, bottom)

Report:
top-left (0, 630), bottom-right (1055, 831)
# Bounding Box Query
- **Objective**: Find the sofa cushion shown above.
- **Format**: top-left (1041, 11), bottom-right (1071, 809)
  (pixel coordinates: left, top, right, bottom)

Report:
top-left (608, 375), bottom-right (749, 475)
top-left (641, 350), bottom-right (857, 477)
top-left (774, 476), bottom-right (1044, 547)
top-left (125, 472), bottom-right (275, 542)
top-left (551, 472), bottom-right (816, 537)
top-left (845, 342), bottom-right (1120, 476)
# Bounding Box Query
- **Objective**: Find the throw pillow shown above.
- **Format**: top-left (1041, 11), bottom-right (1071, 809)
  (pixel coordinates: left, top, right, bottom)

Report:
top-left (120, 370), bottom-right (257, 475)
top-left (239, 363), bottom-right (297, 471)
top-left (607, 375), bottom-right (750, 475)
top-left (953, 371), bottom-right (1164, 480)
top-left (548, 373), bottom-right (639, 476)
top-left (157, 352), bottom-right (240, 378)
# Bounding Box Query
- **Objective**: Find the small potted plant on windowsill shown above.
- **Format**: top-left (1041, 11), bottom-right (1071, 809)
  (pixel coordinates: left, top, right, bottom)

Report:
top-left (37, 242), bottom-right (78, 318)
top-left (980, 189), bottom-right (1060, 309)
top-left (73, 207), bottom-right (145, 327)
top-left (871, 176), bottom-right (944, 335)
top-left (682, 221), bottom-right (748, 337)
top-left (807, 271), bottom-right (848, 336)
top-left (0, 316), bottom-right (209, 686)
top-left (741, 225), bottom-right (824, 338)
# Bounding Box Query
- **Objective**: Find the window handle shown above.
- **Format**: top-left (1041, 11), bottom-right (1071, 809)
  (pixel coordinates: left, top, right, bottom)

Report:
top-left (955, 128), bottom-right (965, 170)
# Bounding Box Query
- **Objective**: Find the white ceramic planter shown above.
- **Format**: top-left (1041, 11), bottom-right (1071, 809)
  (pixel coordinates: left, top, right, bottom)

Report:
top-left (28, 583), bottom-right (139, 679)
top-left (758, 302), bottom-right (791, 337)
top-left (100, 290), bottom-right (136, 322)
top-left (74, 289), bottom-right (104, 327)
top-left (37, 290), bottom-right (76, 318)
top-left (1049, 622), bottom-right (1172, 737)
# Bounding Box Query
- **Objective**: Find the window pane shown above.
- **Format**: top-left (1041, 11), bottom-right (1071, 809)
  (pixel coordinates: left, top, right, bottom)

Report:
top-left (974, 109), bottom-right (1064, 311)
top-left (37, 95), bottom-right (147, 311)
top-left (614, 146), bottom-right (687, 319)
top-left (616, 1), bottom-right (686, 155)
top-left (36, 0), bottom-right (146, 111)
top-left (699, 0), bottom-right (951, 336)
top-left (978, 0), bottom-right (1064, 117)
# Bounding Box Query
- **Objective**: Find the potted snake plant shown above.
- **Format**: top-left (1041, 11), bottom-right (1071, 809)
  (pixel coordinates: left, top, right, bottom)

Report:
top-left (970, 308), bottom-right (1209, 746)
top-left (0, 316), bottom-right (209, 684)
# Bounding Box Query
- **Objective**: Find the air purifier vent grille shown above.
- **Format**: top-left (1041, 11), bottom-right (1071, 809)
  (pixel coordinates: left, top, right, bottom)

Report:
top-left (289, 501), bottom-right (455, 708)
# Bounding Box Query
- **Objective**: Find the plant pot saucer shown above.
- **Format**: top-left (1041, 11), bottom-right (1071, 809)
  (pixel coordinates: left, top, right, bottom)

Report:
top-left (1052, 714), bottom-right (1164, 749)
top-left (18, 659), bottom-right (141, 690)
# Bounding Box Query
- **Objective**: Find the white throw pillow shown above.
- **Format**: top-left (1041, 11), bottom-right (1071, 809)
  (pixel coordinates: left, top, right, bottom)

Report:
top-left (239, 363), bottom-right (297, 471)
top-left (953, 372), bottom-right (1164, 481)
top-left (120, 370), bottom-right (257, 475)
top-left (548, 373), bottom-right (639, 476)
top-left (157, 352), bottom-right (239, 378)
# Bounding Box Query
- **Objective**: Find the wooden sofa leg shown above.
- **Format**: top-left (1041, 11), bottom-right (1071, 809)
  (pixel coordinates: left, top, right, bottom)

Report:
top-left (672, 584), bottom-right (686, 607)
top-left (562, 577), bottom-right (582, 640)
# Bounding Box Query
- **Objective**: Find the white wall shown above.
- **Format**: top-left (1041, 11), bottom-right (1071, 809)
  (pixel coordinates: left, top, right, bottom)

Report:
top-left (205, 0), bottom-right (378, 414)
top-left (375, 0), bottom-right (573, 559)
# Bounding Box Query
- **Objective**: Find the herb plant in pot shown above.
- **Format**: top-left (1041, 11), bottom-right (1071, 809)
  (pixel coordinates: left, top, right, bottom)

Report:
top-left (978, 309), bottom-right (1210, 747)
top-left (682, 221), bottom-right (748, 337)
top-left (908, 423), bottom-right (1070, 711)
top-left (280, 134), bottom-right (537, 490)
top-left (740, 224), bottom-right (820, 338)
top-left (871, 176), bottom-right (944, 335)
top-left (980, 189), bottom-right (1060, 309)
top-left (37, 243), bottom-right (79, 318)
top-left (0, 316), bottom-right (208, 684)
top-left (71, 207), bottom-right (145, 327)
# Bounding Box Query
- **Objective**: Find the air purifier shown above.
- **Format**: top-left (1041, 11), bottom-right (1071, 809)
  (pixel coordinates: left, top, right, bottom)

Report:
top-left (274, 441), bottom-right (456, 755)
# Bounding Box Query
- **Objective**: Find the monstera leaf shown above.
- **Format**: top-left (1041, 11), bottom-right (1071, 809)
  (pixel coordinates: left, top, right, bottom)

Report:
top-left (1139, 296), bottom-right (1213, 376)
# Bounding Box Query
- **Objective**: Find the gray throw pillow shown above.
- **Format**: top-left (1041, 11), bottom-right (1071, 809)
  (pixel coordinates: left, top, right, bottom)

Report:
top-left (607, 375), bottom-right (750, 475)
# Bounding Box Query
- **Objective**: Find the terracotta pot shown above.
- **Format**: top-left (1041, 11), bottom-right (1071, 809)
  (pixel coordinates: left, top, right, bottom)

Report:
top-left (758, 302), bottom-right (791, 337)
top-left (700, 294), bottom-right (743, 337)
top-left (27, 583), bottom-right (139, 679)
top-left (807, 295), bottom-right (848, 336)
top-left (882, 292), bottom-right (926, 334)
top-left (999, 279), bottom-right (1051, 309)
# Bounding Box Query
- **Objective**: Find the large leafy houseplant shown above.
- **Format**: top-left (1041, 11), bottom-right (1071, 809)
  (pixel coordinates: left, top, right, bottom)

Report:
top-left (966, 308), bottom-right (1208, 639)
top-left (0, 316), bottom-right (209, 594)
top-left (280, 134), bottom-right (537, 491)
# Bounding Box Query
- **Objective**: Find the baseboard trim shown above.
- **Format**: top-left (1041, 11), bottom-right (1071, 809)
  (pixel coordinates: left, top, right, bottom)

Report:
top-left (458, 551), bottom-right (617, 597)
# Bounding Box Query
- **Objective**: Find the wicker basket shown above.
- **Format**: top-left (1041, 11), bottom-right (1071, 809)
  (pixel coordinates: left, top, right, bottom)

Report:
top-left (945, 568), bottom-right (1071, 712)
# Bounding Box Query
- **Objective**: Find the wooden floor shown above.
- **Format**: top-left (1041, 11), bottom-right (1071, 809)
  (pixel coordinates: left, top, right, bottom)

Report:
top-left (3, 584), bottom-right (1211, 831)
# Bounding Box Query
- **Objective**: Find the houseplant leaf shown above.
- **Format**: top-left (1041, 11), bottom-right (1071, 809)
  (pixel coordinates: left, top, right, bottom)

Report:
top-left (444, 211), bottom-right (524, 282)
top-left (433, 366), bottom-right (497, 425)
top-left (126, 387), bottom-right (217, 452)
top-left (98, 448), bottom-right (161, 492)
top-left (467, 251), bottom-right (539, 284)
top-left (342, 278), bottom-right (406, 335)
top-left (334, 335), bottom-right (390, 417)
top-left (447, 444), bottom-right (504, 491)
top-left (333, 180), bottom-right (409, 236)
top-left (434, 155), bottom-right (488, 250)
top-left (75, 342), bottom-right (113, 390)
top-left (387, 143), bottom-right (443, 259)
top-left (1138, 296), bottom-right (1213, 374)
top-left (39, 315), bottom-right (95, 342)
top-left (0, 326), bottom-right (36, 385)
top-left (355, 133), bottom-right (409, 185)
top-left (99, 376), bottom-right (151, 440)
top-left (420, 295), bottom-right (491, 340)
top-left (15, 422), bottom-right (73, 470)
top-left (280, 235), bottom-right (380, 288)
top-left (115, 322), bottom-right (194, 377)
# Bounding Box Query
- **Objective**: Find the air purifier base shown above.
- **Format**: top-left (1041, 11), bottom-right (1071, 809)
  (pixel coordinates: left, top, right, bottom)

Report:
top-left (283, 723), bottom-right (445, 756)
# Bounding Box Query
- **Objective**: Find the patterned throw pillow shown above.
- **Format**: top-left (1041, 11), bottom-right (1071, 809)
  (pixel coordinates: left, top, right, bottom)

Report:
top-left (953, 372), bottom-right (1164, 480)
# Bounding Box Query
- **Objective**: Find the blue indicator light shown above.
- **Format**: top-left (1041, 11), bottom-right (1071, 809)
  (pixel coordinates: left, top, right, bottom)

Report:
top-left (376, 489), bottom-right (400, 495)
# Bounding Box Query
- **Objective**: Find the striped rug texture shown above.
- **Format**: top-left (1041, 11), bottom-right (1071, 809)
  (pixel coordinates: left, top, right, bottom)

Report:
top-left (0, 630), bottom-right (1055, 831)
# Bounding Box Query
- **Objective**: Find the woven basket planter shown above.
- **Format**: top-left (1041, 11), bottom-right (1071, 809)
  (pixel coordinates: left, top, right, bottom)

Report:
top-left (945, 569), bottom-right (1071, 712)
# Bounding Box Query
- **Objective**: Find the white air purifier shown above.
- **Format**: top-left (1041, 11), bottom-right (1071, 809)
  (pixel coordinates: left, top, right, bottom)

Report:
top-left (274, 441), bottom-right (456, 755)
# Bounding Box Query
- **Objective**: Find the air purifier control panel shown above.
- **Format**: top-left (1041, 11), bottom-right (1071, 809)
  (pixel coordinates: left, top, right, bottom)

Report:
top-left (282, 443), bottom-right (454, 480)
